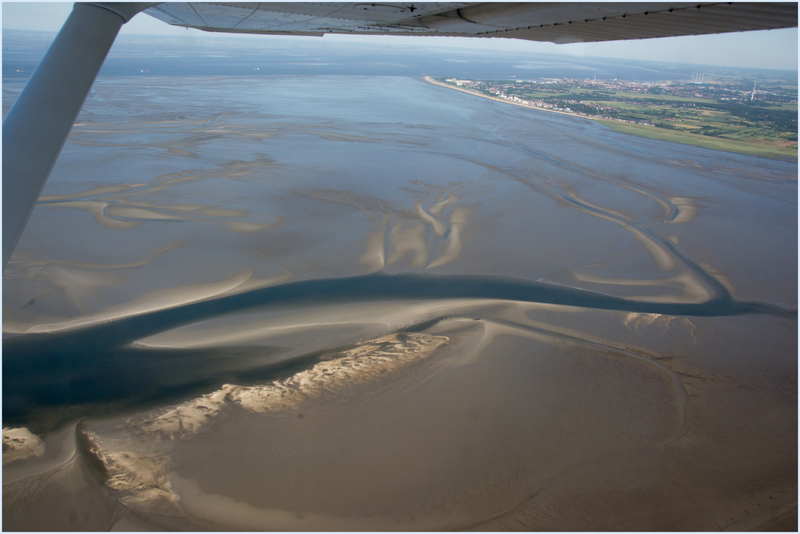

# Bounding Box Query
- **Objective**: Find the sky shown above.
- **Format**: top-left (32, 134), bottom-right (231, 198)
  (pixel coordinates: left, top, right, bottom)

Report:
top-left (2, 1), bottom-right (798, 71)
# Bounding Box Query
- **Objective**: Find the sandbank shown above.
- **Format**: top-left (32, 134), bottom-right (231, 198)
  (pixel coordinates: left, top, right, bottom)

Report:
top-left (3, 298), bottom-right (796, 531)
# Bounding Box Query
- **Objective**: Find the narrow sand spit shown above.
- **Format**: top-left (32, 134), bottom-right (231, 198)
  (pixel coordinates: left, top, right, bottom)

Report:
top-left (3, 269), bottom-right (294, 334)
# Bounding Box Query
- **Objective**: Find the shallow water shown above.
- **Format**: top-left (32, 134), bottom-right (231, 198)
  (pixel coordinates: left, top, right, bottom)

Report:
top-left (3, 76), bottom-right (797, 530)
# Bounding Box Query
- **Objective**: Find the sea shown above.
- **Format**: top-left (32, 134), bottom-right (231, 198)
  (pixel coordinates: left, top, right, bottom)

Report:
top-left (4, 29), bottom-right (797, 81)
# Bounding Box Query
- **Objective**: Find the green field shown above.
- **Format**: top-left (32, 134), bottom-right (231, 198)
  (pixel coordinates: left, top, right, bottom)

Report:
top-left (596, 119), bottom-right (798, 161)
top-left (445, 77), bottom-right (798, 161)
top-left (506, 87), bottom-right (720, 104)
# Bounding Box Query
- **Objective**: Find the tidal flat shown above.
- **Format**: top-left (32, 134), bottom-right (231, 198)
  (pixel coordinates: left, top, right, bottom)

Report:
top-left (2, 75), bottom-right (797, 530)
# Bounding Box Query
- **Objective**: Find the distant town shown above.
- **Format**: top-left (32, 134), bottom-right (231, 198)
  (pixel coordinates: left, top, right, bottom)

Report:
top-left (432, 76), bottom-right (798, 160)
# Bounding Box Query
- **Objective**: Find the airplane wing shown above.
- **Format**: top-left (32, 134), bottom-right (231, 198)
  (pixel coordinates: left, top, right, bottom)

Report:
top-left (3, 2), bottom-right (797, 269)
top-left (141, 2), bottom-right (798, 44)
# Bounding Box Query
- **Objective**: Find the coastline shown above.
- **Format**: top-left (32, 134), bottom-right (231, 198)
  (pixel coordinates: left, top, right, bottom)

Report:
top-left (423, 76), bottom-right (578, 119)
top-left (422, 76), bottom-right (798, 162)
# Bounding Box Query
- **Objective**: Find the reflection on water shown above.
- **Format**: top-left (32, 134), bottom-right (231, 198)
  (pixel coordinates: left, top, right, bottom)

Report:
top-left (3, 76), bottom-right (797, 531)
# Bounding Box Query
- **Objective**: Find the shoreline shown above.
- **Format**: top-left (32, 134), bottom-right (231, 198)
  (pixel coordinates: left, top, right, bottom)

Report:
top-left (423, 76), bottom-right (579, 119)
top-left (422, 76), bottom-right (798, 162)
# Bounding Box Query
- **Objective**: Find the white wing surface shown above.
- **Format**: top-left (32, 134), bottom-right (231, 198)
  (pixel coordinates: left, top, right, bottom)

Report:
top-left (142, 2), bottom-right (798, 43)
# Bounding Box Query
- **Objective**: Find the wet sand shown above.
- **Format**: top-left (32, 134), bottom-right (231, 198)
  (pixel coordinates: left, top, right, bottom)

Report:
top-left (3, 76), bottom-right (796, 530)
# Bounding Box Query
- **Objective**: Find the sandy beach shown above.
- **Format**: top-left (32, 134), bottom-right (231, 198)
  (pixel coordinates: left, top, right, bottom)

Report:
top-left (424, 75), bottom-right (583, 119)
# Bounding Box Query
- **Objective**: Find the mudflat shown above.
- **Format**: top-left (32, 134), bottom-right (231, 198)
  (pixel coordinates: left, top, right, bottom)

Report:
top-left (3, 76), bottom-right (796, 531)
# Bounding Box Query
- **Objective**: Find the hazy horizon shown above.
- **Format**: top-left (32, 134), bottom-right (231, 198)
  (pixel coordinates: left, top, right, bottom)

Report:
top-left (2, 2), bottom-right (798, 71)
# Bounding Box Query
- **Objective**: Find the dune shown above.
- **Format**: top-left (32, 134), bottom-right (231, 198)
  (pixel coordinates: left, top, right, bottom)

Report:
top-left (38, 184), bottom-right (134, 202)
top-left (357, 229), bottom-right (386, 271)
top-left (192, 207), bottom-right (249, 218)
top-left (414, 201), bottom-right (447, 236)
top-left (428, 192), bottom-right (459, 218)
top-left (3, 269), bottom-right (294, 334)
top-left (47, 200), bottom-right (143, 229)
top-left (570, 268), bottom-right (715, 303)
top-left (386, 221), bottom-right (429, 267)
top-left (103, 205), bottom-right (195, 221)
top-left (668, 196), bottom-right (700, 224)
top-left (131, 298), bottom-right (494, 349)
top-left (427, 206), bottom-right (472, 269)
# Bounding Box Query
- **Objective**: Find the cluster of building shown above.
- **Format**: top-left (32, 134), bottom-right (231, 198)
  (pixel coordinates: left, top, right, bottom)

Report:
top-left (446, 76), bottom-right (794, 104)
top-left (492, 92), bottom-right (575, 114)
top-left (443, 76), bottom-right (794, 127)
top-left (444, 78), bottom-right (657, 124)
